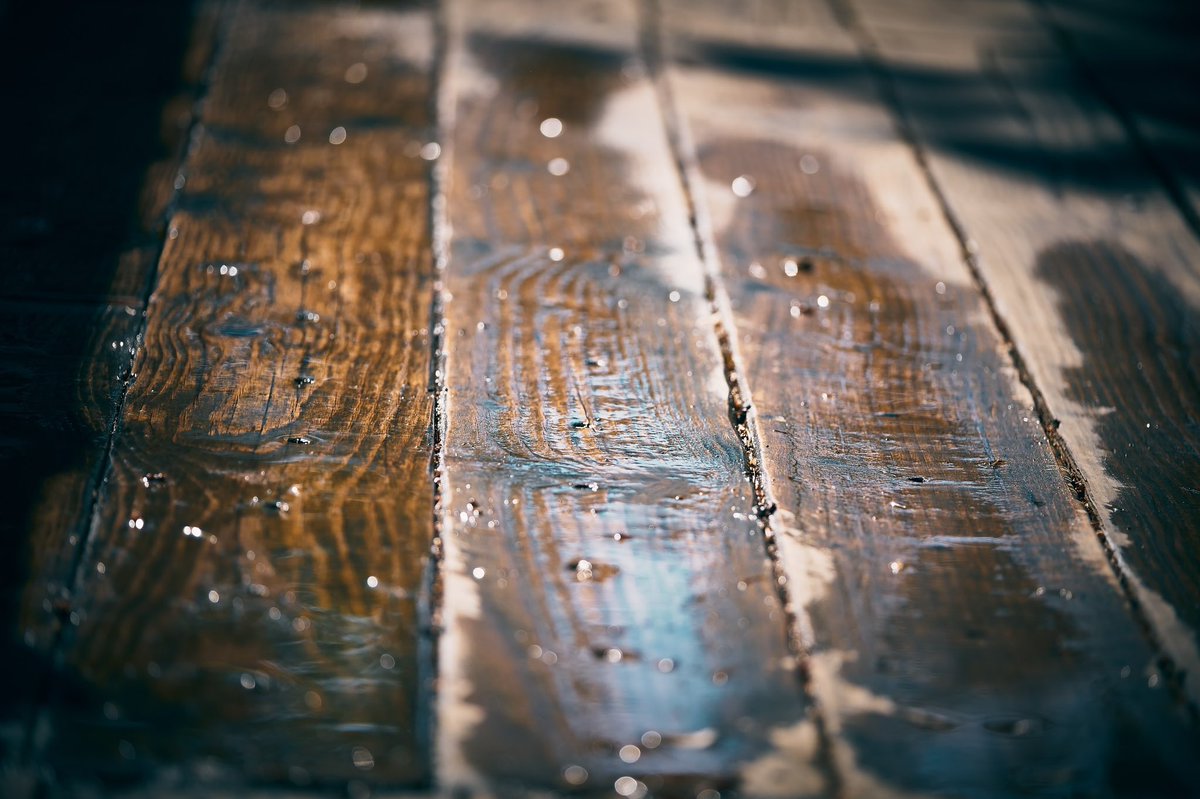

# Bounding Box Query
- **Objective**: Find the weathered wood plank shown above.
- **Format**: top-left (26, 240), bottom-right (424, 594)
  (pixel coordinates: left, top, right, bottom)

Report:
top-left (0, 0), bottom-right (210, 780)
top-left (661, 0), bottom-right (1200, 793)
top-left (436, 0), bottom-right (820, 793)
top-left (27, 1), bottom-right (439, 791)
top-left (845, 0), bottom-right (1200, 704)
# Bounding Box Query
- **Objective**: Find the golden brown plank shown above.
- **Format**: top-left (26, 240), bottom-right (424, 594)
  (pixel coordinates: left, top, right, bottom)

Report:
top-left (436, 0), bottom-right (819, 793)
top-left (844, 0), bottom-right (1200, 705)
top-left (27, 1), bottom-right (438, 790)
top-left (660, 0), bottom-right (1200, 793)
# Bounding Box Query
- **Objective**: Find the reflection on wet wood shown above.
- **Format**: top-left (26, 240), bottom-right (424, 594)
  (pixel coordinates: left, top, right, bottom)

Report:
top-left (26, 1), bottom-right (438, 790)
top-left (436, 0), bottom-right (817, 792)
top-left (661, 0), bottom-right (1200, 793)
top-left (845, 0), bottom-right (1200, 706)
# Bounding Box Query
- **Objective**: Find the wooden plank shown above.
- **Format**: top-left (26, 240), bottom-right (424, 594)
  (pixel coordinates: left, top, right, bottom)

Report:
top-left (0, 0), bottom-right (211, 781)
top-left (436, 0), bottom-right (821, 793)
top-left (28, 1), bottom-right (439, 791)
top-left (844, 0), bottom-right (1200, 705)
top-left (660, 0), bottom-right (1200, 794)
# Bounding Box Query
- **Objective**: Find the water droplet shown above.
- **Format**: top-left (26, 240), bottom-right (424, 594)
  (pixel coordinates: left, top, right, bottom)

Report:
top-left (301, 210), bottom-right (321, 225)
top-left (329, 126), bottom-right (347, 145)
top-left (420, 142), bottom-right (441, 160)
top-left (366, 575), bottom-right (379, 588)
top-left (935, 281), bottom-right (947, 295)
top-left (889, 560), bottom-right (904, 575)
top-left (800, 154), bottom-right (819, 174)
top-left (563, 764), bottom-right (588, 785)
top-left (615, 776), bottom-right (640, 797)
top-left (548, 157), bottom-right (570, 176)
top-left (267, 88), bottom-right (288, 109)
top-left (380, 653), bottom-right (396, 670)
top-left (549, 247), bottom-right (565, 262)
top-left (668, 290), bottom-right (681, 303)
top-left (472, 567), bottom-right (486, 580)
top-left (730, 175), bottom-right (755, 197)
top-left (540, 117), bottom-right (563, 138)
top-left (782, 259), bottom-right (799, 277)
top-left (344, 62), bottom-right (368, 84)
top-left (657, 657), bottom-right (675, 673)
top-left (619, 744), bottom-right (641, 763)
top-left (817, 294), bottom-right (830, 309)
top-left (641, 730), bottom-right (662, 749)
top-left (240, 673), bottom-right (256, 690)
top-left (208, 590), bottom-right (220, 604)
top-left (352, 746), bottom-right (375, 770)
top-left (284, 124), bottom-right (301, 144)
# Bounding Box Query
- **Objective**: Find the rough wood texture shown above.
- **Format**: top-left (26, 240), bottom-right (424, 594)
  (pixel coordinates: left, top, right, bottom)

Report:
top-left (436, 0), bottom-right (819, 793)
top-left (0, 0), bottom-right (207, 774)
top-left (843, 0), bottom-right (1200, 703)
top-left (26, 1), bottom-right (439, 791)
top-left (661, 0), bottom-right (1200, 794)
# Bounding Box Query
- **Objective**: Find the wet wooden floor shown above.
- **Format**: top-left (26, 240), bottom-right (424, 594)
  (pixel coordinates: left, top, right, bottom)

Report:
top-left (2, 0), bottom-right (1199, 796)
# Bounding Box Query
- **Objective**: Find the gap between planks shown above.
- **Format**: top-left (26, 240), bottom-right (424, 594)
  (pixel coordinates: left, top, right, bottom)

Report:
top-left (638, 0), bottom-right (843, 791)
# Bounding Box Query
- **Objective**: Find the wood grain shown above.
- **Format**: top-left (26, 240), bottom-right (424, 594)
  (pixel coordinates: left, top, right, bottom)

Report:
top-left (661, 0), bottom-right (1200, 793)
top-left (843, 0), bottom-right (1200, 704)
top-left (28, 1), bottom-right (439, 791)
top-left (436, 0), bottom-right (820, 793)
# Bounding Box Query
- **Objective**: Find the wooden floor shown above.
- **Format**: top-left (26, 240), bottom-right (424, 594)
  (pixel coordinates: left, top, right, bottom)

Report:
top-left (2, 0), bottom-right (1199, 795)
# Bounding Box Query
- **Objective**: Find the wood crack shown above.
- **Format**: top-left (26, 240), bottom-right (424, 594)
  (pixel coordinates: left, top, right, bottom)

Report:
top-left (638, 0), bottom-right (845, 793)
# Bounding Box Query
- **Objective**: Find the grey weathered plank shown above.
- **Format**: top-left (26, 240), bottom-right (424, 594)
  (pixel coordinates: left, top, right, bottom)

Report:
top-left (846, 0), bottom-right (1200, 704)
top-left (435, 0), bottom-right (821, 793)
top-left (660, 0), bottom-right (1200, 793)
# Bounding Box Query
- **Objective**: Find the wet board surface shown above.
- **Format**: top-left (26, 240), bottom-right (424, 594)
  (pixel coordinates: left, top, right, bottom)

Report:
top-left (658, 0), bottom-right (1200, 794)
top-left (435, 0), bottom-right (815, 793)
top-left (1, 0), bottom-right (1198, 796)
